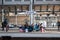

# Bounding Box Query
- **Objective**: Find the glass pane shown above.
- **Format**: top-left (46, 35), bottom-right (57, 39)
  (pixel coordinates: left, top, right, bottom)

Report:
top-left (54, 5), bottom-right (60, 11)
top-left (34, 6), bottom-right (40, 11)
top-left (9, 6), bottom-right (15, 11)
top-left (0, 6), bottom-right (2, 13)
top-left (48, 5), bottom-right (53, 11)
top-left (3, 6), bottom-right (9, 12)
top-left (36, 0), bottom-right (43, 1)
top-left (46, 0), bottom-right (53, 1)
top-left (15, 0), bottom-right (21, 1)
top-left (9, 12), bottom-right (15, 16)
top-left (24, 0), bottom-right (30, 1)
top-left (0, 13), bottom-right (2, 26)
top-left (5, 0), bottom-right (12, 1)
top-left (22, 6), bottom-right (29, 11)
top-left (56, 0), bottom-right (60, 1)
top-left (9, 16), bottom-right (16, 24)
top-left (41, 5), bottom-right (47, 11)
top-left (16, 6), bottom-right (21, 11)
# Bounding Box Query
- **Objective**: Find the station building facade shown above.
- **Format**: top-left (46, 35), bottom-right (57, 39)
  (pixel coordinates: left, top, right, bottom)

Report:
top-left (0, 0), bottom-right (60, 27)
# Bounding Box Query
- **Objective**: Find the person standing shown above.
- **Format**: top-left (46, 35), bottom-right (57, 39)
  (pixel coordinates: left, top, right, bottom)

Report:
top-left (2, 22), bottom-right (4, 31)
top-left (2, 18), bottom-right (8, 31)
top-left (2, 18), bottom-right (9, 32)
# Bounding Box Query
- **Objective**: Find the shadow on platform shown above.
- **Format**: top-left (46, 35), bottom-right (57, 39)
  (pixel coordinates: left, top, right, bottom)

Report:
top-left (0, 36), bottom-right (60, 40)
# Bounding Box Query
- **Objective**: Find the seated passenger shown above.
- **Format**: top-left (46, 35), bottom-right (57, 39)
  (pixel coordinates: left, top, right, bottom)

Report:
top-left (28, 25), bottom-right (33, 32)
top-left (34, 23), bottom-right (39, 31)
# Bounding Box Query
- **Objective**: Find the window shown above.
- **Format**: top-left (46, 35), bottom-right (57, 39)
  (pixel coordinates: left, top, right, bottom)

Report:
top-left (41, 5), bottom-right (47, 11)
top-left (15, 0), bottom-right (21, 1)
top-left (36, 0), bottom-right (43, 1)
top-left (54, 5), bottom-right (60, 11)
top-left (0, 6), bottom-right (2, 13)
top-left (34, 6), bottom-right (40, 11)
top-left (56, 0), bottom-right (60, 1)
top-left (16, 6), bottom-right (21, 11)
top-left (48, 5), bottom-right (53, 11)
top-left (46, 0), bottom-right (53, 1)
top-left (9, 6), bottom-right (15, 12)
top-left (3, 6), bottom-right (9, 13)
top-left (5, 0), bottom-right (12, 1)
top-left (24, 0), bottom-right (30, 1)
top-left (22, 6), bottom-right (29, 11)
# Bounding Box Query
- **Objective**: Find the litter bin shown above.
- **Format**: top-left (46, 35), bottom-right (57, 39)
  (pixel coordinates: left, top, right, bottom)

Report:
top-left (1, 36), bottom-right (11, 40)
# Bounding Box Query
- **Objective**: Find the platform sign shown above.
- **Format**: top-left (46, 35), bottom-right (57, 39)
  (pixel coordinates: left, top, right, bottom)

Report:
top-left (26, 11), bottom-right (36, 14)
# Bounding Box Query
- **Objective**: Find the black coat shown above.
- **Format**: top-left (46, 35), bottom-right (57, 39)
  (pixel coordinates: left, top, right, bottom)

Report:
top-left (57, 22), bottom-right (60, 26)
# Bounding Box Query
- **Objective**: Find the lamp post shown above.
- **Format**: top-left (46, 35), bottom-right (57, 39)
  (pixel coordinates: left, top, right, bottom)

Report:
top-left (30, 0), bottom-right (34, 24)
top-left (2, 0), bottom-right (4, 22)
top-left (2, 9), bottom-right (4, 22)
